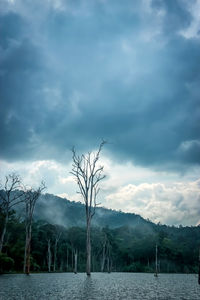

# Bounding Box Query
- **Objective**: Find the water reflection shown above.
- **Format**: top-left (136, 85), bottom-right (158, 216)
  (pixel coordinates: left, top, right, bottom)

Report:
top-left (0, 273), bottom-right (199, 300)
top-left (81, 276), bottom-right (96, 300)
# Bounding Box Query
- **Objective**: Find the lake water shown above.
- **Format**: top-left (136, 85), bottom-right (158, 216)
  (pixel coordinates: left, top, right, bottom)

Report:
top-left (0, 273), bottom-right (199, 300)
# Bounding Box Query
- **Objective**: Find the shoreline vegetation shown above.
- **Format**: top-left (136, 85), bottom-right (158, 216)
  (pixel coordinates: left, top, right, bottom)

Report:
top-left (1, 149), bottom-right (199, 280)
top-left (0, 208), bottom-right (199, 275)
top-left (0, 171), bottom-right (199, 278)
top-left (1, 271), bottom-right (199, 275)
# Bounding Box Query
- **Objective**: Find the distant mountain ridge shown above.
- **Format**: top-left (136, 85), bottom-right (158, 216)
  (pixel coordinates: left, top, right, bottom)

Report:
top-left (32, 193), bottom-right (153, 229)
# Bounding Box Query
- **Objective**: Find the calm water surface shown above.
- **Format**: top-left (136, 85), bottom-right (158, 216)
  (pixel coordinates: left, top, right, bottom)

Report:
top-left (0, 273), bottom-right (199, 300)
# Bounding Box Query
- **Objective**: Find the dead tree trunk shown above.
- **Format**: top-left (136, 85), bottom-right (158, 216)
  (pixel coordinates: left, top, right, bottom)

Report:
top-left (110, 259), bottom-right (112, 273)
top-left (106, 240), bottom-right (111, 273)
top-left (92, 255), bottom-right (95, 272)
top-left (154, 244), bottom-right (158, 277)
top-left (101, 238), bottom-right (106, 272)
top-left (107, 256), bottom-right (110, 273)
top-left (0, 173), bottom-right (24, 253)
top-left (60, 260), bottom-right (64, 272)
top-left (0, 213), bottom-right (9, 253)
top-left (67, 248), bottom-right (69, 271)
top-left (74, 249), bottom-right (78, 274)
top-left (71, 247), bottom-right (74, 270)
top-left (24, 225), bottom-right (31, 274)
top-left (53, 239), bottom-right (57, 272)
top-left (53, 230), bottom-right (61, 272)
top-left (86, 217), bottom-right (91, 275)
top-left (47, 239), bottom-right (52, 272)
top-left (71, 141), bottom-right (106, 276)
top-left (23, 182), bottom-right (45, 275)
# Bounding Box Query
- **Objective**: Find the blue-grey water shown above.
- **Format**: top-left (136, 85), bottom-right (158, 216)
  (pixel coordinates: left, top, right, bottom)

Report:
top-left (0, 273), bottom-right (199, 300)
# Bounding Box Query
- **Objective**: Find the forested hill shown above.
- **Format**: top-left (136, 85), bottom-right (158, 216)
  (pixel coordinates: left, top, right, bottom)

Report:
top-left (31, 193), bottom-right (152, 229)
top-left (1, 190), bottom-right (200, 274)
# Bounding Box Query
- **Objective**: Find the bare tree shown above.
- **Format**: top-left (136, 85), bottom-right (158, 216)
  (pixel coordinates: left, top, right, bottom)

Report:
top-left (0, 173), bottom-right (24, 253)
top-left (71, 141), bottom-right (106, 275)
top-left (23, 182), bottom-right (46, 275)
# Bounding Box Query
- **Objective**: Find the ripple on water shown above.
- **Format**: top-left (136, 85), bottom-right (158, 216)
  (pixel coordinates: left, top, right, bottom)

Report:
top-left (0, 273), bottom-right (199, 300)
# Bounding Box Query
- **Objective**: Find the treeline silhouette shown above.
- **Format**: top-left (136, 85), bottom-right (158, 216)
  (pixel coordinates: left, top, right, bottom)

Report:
top-left (0, 207), bottom-right (199, 274)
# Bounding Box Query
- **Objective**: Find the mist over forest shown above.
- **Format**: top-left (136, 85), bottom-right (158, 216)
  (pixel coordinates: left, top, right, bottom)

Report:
top-left (1, 190), bottom-right (200, 274)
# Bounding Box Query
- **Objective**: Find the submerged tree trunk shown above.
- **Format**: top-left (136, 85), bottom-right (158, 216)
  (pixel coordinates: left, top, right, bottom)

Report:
top-left (53, 237), bottom-right (59, 272)
top-left (24, 225), bottom-right (31, 275)
top-left (101, 239), bottom-right (106, 272)
top-left (107, 256), bottom-right (110, 273)
top-left (23, 235), bottom-right (28, 273)
top-left (92, 255), bottom-right (95, 272)
top-left (47, 239), bottom-right (52, 272)
top-left (107, 241), bottom-right (111, 273)
top-left (0, 213), bottom-right (8, 253)
top-left (154, 244), bottom-right (158, 277)
top-left (26, 238), bottom-right (31, 275)
top-left (67, 248), bottom-right (69, 271)
top-left (60, 260), bottom-right (64, 272)
top-left (74, 249), bottom-right (78, 274)
top-left (110, 259), bottom-right (112, 273)
top-left (86, 218), bottom-right (91, 276)
top-left (53, 227), bottom-right (61, 272)
top-left (53, 243), bottom-right (56, 272)
top-left (107, 258), bottom-right (112, 274)
top-left (71, 247), bottom-right (74, 270)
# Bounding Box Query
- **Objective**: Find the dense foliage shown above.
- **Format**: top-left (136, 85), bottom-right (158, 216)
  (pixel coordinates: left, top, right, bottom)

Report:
top-left (0, 208), bottom-right (199, 274)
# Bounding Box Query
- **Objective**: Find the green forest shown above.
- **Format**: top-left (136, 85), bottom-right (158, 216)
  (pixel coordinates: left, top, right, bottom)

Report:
top-left (1, 204), bottom-right (200, 274)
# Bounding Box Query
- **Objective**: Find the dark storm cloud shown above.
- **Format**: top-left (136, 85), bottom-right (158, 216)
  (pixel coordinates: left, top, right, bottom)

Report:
top-left (0, 0), bottom-right (200, 169)
top-left (0, 12), bottom-right (47, 159)
top-left (151, 0), bottom-right (193, 33)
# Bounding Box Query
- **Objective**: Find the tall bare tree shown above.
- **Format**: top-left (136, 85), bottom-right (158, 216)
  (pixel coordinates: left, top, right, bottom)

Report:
top-left (23, 182), bottom-right (46, 275)
top-left (0, 173), bottom-right (24, 253)
top-left (71, 141), bottom-right (106, 275)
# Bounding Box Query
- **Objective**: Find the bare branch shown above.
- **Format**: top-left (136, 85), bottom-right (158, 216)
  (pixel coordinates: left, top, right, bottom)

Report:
top-left (0, 173), bottom-right (24, 252)
top-left (71, 141), bottom-right (106, 219)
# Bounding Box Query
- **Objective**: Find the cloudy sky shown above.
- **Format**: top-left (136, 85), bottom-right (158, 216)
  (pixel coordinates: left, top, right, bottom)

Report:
top-left (0, 0), bottom-right (200, 226)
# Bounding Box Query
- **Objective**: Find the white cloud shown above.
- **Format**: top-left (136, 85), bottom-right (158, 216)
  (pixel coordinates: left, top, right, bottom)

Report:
top-left (57, 192), bottom-right (81, 201)
top-left (179, 0), bottom-right (200, 39)
top-left (59, 175), bottom-right (75, 184)
top-left (179, 139), bottom-right (200, 151)
top-left (0, 155), bottom-right (200, 226)
top-left (105, 179), bottom-right (200, 226)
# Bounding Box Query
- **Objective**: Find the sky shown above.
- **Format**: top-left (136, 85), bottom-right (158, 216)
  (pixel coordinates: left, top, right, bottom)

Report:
top-left (0, 0), bottom-right (200, 226)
